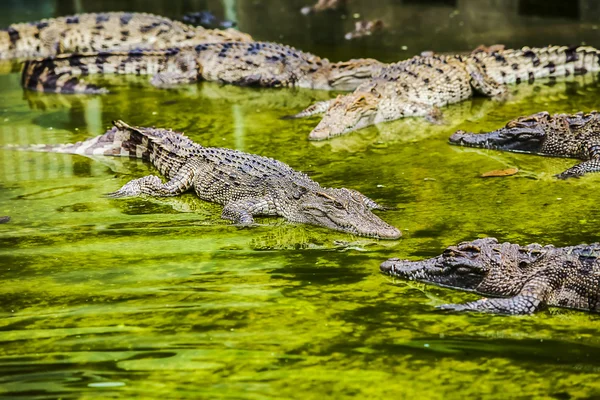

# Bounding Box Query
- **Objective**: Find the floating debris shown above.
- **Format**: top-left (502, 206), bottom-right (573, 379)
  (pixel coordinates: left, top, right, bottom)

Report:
top-left (301, 0), bottom-right (347, 15)
top-left (345, 20), bottom-right (385, 40)
top-left (480, 168), bottom-right (519, 178)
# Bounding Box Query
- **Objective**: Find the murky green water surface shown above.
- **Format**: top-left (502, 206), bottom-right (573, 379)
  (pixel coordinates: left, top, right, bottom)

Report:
top-left (1, 1), bottom-right (600, 398)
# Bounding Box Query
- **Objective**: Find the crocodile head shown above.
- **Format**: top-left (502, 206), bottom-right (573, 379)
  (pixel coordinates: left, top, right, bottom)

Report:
top-left (380, 238), bottom-right (546, 293)
top-left (296, 187), bottom-right (401, 239)
top-left (309, 92), bottom-right (380, 140)
top-left (449, 112), bottom-right (551, 153)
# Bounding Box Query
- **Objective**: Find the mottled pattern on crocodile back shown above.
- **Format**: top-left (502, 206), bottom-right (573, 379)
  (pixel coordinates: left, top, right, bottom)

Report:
top-left (374, 55), bottom-right (473, 107)
top-left (469, 45), bottom-right (600, 86)
top-left (193, 41), bottom-right (332, 89)
top-left (544, 244), bottom-right (600, 312)
top-left (21, 41), bottom-right (341, 93)
top-left (0, 12), bottom-right (252, 60)
top-left (196, 145), bottom-right (313, 184)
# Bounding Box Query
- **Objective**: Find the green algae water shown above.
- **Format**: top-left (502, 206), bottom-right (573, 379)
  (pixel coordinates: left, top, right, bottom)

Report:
top-left (1, 1), bottom-right (600, 399)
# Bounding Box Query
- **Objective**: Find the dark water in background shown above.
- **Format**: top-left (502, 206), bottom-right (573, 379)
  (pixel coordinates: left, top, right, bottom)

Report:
top-left (0, 0), bottom-right (600, 398)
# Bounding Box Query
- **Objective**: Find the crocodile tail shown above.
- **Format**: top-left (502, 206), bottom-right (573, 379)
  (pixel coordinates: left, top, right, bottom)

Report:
top-left (22, 55), bottom-right (110, 94)
top-left (3, 121), bottom-right (153, 158)
top-left (0, 23), bottom-right (53, 60)
top-left (0, 28), bottom-right (16, 60)
top-left (5, 120), bottom-right (200, 177)
top-left (21, 49), bottom-right (184, 94)
top-left (281, 99), bottom-right (333, 119)
top-left (471, 45), bottom-right (600, 88)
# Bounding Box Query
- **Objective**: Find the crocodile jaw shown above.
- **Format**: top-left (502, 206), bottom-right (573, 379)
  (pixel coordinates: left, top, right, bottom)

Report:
top-left (380, 239), bottom-right (504, 289)
top-left (308, 93), bottom-right (379, 140)
top-left (450, 113), bottom-right (548, 153)
top-left (296, 188), bottom-right (401, 239)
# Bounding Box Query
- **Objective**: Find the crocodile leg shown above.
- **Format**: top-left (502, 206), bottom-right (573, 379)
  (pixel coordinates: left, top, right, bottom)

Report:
top-left (150, 71), bottom-right (199, 88)
top-left (377, 98), bottom-right (443, 124)
top-left (106, 163), bottom-right (196, 198)
top-left (438, 295), bottom-right (544, 315)
top-left (555, 143), bottom-right (600, 179)
top-left (556, 159), bottom-right (600, 179)
top-left (281, 99), bottom-right (333, 119)
top-left (438, 275), bottom-right (558, 315)
top-left (221, 198), bottom-right (275, 225)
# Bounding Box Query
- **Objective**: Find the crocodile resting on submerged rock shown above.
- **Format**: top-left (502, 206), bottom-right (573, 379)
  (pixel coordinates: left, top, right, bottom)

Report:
top-left (9, 120), bottom-right (400, 239)
top-left (450, 111), bottom-right (600, 179)
top-left (0, 12), bottom-right (252, 60)
top-left (289, 45), bottom-right (600, 140)
top-left (21, 41), bottom-right (385, 93)
top-left (381, 237), bottom-right (600, 315)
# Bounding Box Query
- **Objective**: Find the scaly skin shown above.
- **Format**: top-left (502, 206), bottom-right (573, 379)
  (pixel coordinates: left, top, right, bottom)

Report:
top-left (293, 45), bottom-right (600, 140)
top-left (21, 42), bottom-right (385, 93)
top-left (381, 237), bottom-right (600, 315)
top-left (450, 111), bottom-right (600, 179)
top-left (8, 120), bottom-right (400, 239)
top-left (0, 12), bottom-right (252, 60)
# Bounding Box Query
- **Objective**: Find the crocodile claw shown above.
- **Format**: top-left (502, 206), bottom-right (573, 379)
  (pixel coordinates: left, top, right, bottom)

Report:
top-left (436, 303), bottom-right (468, 312)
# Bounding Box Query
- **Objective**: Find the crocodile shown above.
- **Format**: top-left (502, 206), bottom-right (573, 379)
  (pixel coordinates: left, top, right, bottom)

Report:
top-left (380, 237), bottom-right (600, 315)
top-left (288, 45), bottom-right (600, 140)
top-left (0, 12), bottom-right (252, 60)
top-left (9, 120), bottom-right (400, 239)
top-left (450, 111), bottom-right (600, 179)
top-left (21, 41), bottom-right (385, 93)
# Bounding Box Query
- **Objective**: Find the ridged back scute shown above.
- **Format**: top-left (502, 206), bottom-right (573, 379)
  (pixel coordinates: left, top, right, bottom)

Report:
top-left (111, 120), bottom-right (203, 177)
top-left (197, 146), bottom-right (317, 190)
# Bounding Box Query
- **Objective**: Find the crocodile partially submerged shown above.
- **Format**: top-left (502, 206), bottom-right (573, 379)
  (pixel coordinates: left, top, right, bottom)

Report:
top-left (10, 120), bottom-right (400, 239)
top-left (0, 12), bottom-right (252, 60)
top-left (381, 237), bottom-right (600, 315)
top-left (289, 45), bottom-right (600, 140)
top-left (450, 111), bottom-right (600, 179)
top-left (21, 41), bottom-right (385, 93)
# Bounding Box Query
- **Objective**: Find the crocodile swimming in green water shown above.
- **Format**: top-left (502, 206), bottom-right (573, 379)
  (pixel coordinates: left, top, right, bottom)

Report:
top-left (450, 111), bottom-right (600, 179)
top-left (0, 12), bottom-right (252, 60)
top-left (21, 41), bottom-right (385, 93)
top-left (288, 45), bottom-right (600, 140)
top-left (381, 237), bottom-right (600, 315)
top-left (7, 120), bottom-right (400, 239)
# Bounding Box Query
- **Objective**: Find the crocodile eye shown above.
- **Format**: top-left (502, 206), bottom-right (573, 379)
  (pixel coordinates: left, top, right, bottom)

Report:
top-left (443, 249), bottom-right (456, 257)
top-left (333, 201), bottom-right (345, 210)
top-left (458, 244), bottom-right (480, 253)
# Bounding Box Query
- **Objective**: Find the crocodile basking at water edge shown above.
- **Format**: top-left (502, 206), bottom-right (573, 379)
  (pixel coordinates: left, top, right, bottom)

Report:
top-left (0, 12), bottom-right (252, 60)
top-left (381, 238), bottom-right (600, 315)
top-left (450, 111), bottom-right (600, 179)
top-left (21, 41), bottom-right (385, 93)
top-left (289, 45), bottom-right (600, 140)
top-left (8, 120), bottom-right (400, 239)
